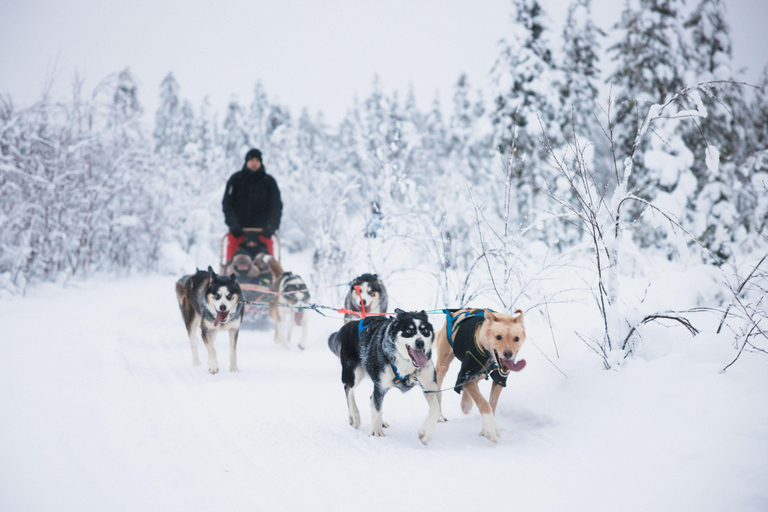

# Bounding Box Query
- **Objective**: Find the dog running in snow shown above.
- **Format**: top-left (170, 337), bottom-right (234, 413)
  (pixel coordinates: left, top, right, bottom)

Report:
top-left (175, 266), bottom-right (244, 374)
top-left (343, 273), bottom-right (388, 323)
top-left (434, 308), bottom-right (527, 443)
top-left (328, 309), bottom-right (441, 444)
top-left (269, 271), bottom-right (311, 350)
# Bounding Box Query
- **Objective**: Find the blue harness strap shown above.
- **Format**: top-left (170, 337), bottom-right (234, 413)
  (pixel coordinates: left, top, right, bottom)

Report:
top-left (358, 317), bottom-right (369, 338)
top-left (443, 308), bottom-right (487, 348)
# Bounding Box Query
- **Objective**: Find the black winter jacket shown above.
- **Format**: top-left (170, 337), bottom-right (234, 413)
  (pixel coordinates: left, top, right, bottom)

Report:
top-left (222, 165), bottom-right (282, 235)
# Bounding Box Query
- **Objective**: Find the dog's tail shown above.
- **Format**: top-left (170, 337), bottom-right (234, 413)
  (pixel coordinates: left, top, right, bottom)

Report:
top-left (327, 330), bottom-right (341, 358)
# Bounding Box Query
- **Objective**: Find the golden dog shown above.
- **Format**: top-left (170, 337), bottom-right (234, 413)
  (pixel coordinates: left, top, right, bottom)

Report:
top-left (435, 308), bottom-right (527, 443)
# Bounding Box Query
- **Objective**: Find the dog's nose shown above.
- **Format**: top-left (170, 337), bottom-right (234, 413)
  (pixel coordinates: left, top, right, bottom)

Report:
top-left (503, 350), bottom-right (514, 360)
top-left (415, 339), bottom-right (425, 350)
top-left (219, 305), bottom-right (227, 312)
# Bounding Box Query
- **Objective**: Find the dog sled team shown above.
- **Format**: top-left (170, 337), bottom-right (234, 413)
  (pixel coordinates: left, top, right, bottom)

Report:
top-left (175, 148), bottom-right (528, 446)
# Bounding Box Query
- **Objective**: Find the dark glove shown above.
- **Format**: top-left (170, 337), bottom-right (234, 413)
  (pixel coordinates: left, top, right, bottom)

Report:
top-left (261, 229), bottom-right (274, 238)
top-left (230, 225), bottom-right (243, 238)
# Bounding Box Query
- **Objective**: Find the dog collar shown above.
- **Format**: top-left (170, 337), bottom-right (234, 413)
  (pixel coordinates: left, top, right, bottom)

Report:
top-left (391, 363), bottom-right (417, 384)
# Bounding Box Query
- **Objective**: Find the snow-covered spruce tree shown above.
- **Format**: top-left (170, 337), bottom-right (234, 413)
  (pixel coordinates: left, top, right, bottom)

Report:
top-left (154, 72), bottom-right (183, 157)
top-left (681, 0), bottom-right (741, 166)
top-left (607, 0), bottom-right (695, 250)
top-left (222, 97), bottom-right (248, 165)
top-left (557, 0), bottom-right (605, 146)
top-left (491, 0), bottom-right (560, 224)
top-left (101, 69), bottom-right (162, 271)
top-left (745, 67), bottom-right (768, 155)
top-left (437, 74), bottom-right (493, 274)
top-left (607, 0), bottom-right (687, 167)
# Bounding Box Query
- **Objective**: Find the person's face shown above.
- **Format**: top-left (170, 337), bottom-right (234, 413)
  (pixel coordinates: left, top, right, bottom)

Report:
top-left (246, 158), bottom-right (262, 171)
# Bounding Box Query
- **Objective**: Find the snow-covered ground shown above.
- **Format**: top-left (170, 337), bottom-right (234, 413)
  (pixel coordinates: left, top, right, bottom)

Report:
top-left (2, 252), bottom-right (767, 512)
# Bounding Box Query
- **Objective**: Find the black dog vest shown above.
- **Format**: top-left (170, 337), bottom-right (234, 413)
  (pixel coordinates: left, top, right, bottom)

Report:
top-left (445, 309), bottom-right (507, 394)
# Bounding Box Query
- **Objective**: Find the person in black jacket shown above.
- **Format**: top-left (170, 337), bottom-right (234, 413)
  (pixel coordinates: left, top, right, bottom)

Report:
top-left (222, 148), bottom-right (282, 259)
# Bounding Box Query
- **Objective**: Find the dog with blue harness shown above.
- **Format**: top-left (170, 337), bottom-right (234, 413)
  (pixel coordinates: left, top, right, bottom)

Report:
top-left (327, 309), bottom-right (441, 444)
top-left (434, 308), bottom-right (527, 443)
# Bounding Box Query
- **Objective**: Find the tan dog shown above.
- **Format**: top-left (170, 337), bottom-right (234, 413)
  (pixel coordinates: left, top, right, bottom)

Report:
top-left (435, 308), bottom-right (527, 443)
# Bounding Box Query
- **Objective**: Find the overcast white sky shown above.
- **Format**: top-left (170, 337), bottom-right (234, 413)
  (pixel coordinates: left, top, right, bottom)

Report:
top-left (1, 0), bottom-right (766, 125)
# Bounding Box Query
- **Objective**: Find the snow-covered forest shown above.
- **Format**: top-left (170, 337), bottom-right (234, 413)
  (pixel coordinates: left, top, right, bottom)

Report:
top-left (2, 0), bottom-right (766, 360)
top-left (1, 0), bottom-right (768, 508)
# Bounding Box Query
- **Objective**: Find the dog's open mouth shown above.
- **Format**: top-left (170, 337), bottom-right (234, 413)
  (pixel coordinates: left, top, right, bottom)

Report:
top-left (494, 349), bottom-right (526, 375)
top-left (214, 310), bottom-right (229, 327)
top-left (407, 346), bottom-right (429, 369)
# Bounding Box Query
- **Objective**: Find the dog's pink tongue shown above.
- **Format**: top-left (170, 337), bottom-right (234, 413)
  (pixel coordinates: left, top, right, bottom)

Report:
top-left (501, 358), bottom-right (526, 372)
top-left (215, 311), bottom-right (228, 327)
top-left (410, 349), bottom-right (429, 369)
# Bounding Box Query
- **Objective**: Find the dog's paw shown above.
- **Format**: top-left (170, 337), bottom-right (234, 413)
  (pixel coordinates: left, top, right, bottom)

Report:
top-left (438, 414), bottom-right (448, 423)
top-left (480, 429), bottom-right (499, 443)
top-left (349, 414), bottom-right (361, 429)
top-left (208, 362), bottom-right (219, 374)
top-left (382, 421), bottom-right (390, 429)
top-left (480, 413), bottom-right (499, 443)
top-left (370, 427), bottom-right (385, 437)
top-left (230, 365), bottom-right (239, 372)
top-left (419, 429), bottom-right (434, 445)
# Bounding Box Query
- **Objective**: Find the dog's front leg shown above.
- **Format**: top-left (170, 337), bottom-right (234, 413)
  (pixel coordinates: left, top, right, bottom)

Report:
top-left (188, 317), bottom-right (201, 367)
top-left (201, 328), bottom-right (219, 374)
top-left (298, 312), bottom-right (307, 350)
top-left (463, 380), bottom-right (498, 443)
top-left (417, 365), bottom-right (441, 445)
top-left (342, 366), bottom-right (364, 429)
top-left (434, 328), bottom-right (454, 422)
top-left (370, 383), bottom-right (389, 437)
top-left (489, 381), bottom-right (504, 413)
top-left (229, 328), bottom-right (239, 372)
top-left (270, 306), bottom-right (283, 346)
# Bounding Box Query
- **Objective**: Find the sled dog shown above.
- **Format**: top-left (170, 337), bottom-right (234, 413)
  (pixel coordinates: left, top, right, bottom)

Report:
top-left (175, 266), bottom-right (244, 374)
top-left (327, 309), bottom-right (440, 444)
top-left (343, 273), bottom-right (388, 323)
top-left (269, 271), bottom-right (311, 349)
top-left (434, 308), bottom-right (527, 443)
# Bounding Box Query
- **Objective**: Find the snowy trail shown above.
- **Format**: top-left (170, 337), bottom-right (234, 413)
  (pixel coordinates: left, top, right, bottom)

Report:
top-left (2, 273), bottom-right (768, 511)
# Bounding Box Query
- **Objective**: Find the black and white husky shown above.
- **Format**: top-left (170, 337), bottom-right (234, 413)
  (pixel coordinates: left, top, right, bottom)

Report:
top-left (343, 273), bottom-right (388, 323)
top-left (327, 309), bottom-right (440, 444)
top-left (269, 271), bottom-right (311, 350)
top-left (175, 266), bottom-right (244, 374)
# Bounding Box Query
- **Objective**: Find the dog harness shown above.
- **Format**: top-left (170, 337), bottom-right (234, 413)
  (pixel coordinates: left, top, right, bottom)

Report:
top-left (443, 309), bottom-right (506, 394)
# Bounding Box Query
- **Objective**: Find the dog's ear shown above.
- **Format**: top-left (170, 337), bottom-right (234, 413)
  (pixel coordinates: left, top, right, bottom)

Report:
top-left (230, 273), bottom-right (237, 282)
top-left (394, 308), bottom-right (405, 316)
top-left (513, 309), bottom-right (524, 322)
top-left (207, 265), bottom-right (215, 275)
top-left (418, 310), bottom-right (429, 321)
top-left (483, 309), bottom-right (498, 323)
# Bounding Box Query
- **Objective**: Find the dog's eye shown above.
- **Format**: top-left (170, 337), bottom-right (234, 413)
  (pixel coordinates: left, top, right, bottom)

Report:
top-left (419, 326), bottom-right (431, 336)
top-left (495, 335), bottom-right (502, 340)
top-left (227, 294), bottom-right (233, 300)
top-left (214, 293), bottom-right (221, 300)
top-left (404, 328), bottom-right (414, 336)
top-left (514, 336), bottom-right (520, 342)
